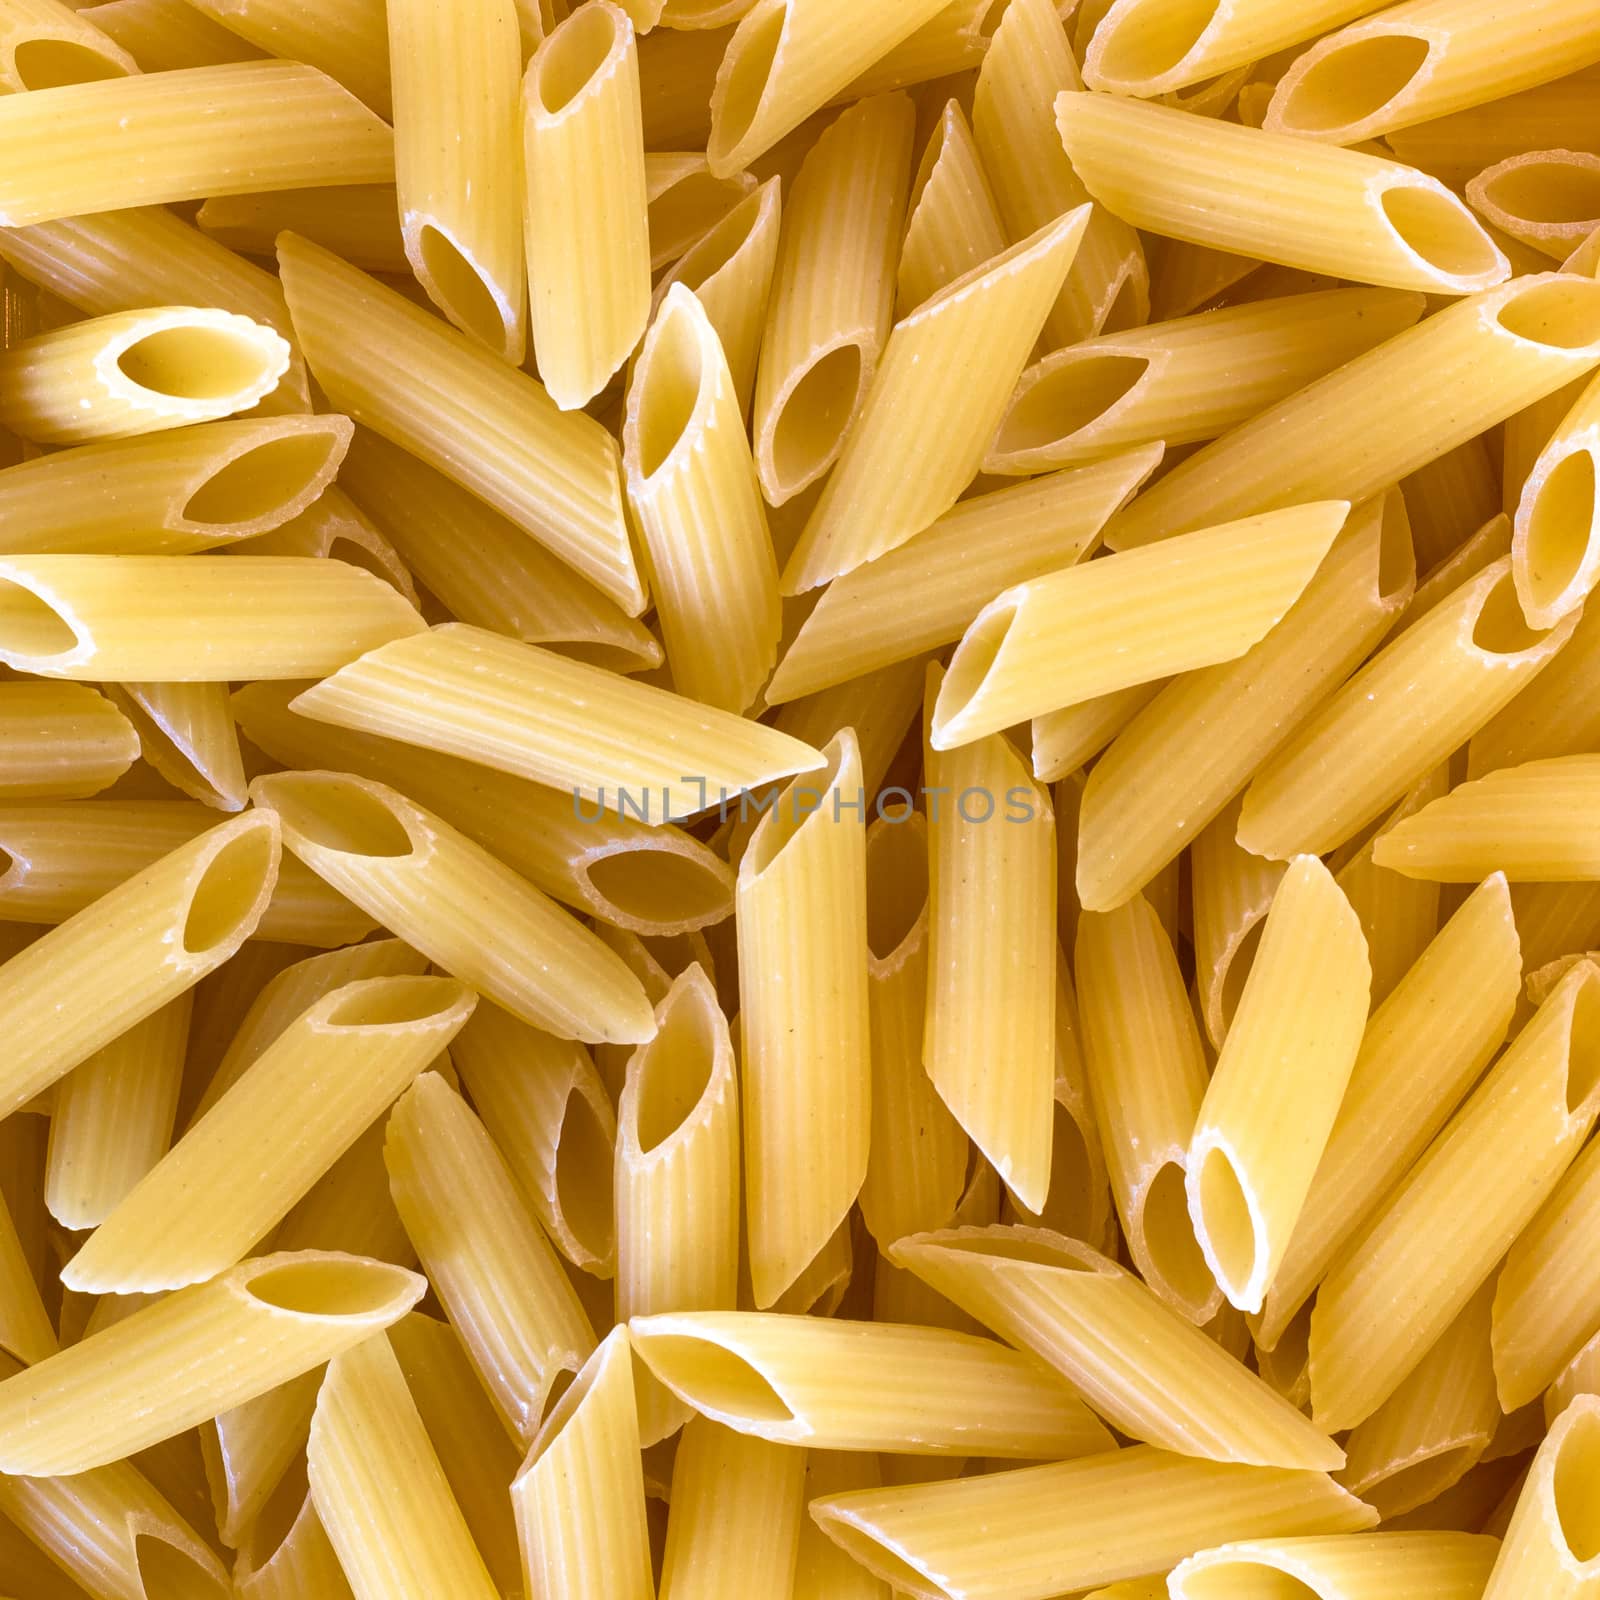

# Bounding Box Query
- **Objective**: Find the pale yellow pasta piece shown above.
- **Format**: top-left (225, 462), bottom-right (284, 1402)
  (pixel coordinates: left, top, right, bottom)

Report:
top-left (838, 0), bottom-right (1003, 97)
top-left (809, 1446), bottom-right (1378, 1600)
top-left (512, 1327), bottom-right (653, 1600)
top-left (793, 1451), bottom-right (889, 1600)
top-left (1188, 855), bottom-right (1369, 1314)
top-left (288, 624), bottom-right (825, 823)
top-left (1469, 150), bottom-right (1600, 263)
top-left (892, 1226), bottom-right (1339, 1469)
top-left (1393, 511), bottom-right (1511, 637)
top-left (767, 445), bottom-right (1159, 704)
top-left (278, 234), bottom-right (643, 614)
top-left (1481, 1394), bottom-right (1600, 1598)
top-left (1311, 960), bottom-right (1600, 1432)
top-left (251, 769), bottom-right (652, 1043)
top-left (107, 682), bottom-right (245, 810)
top-left (1548, 1327), bottom-right (1600, 1423)
top-left (203, 1369), bottom-right (323, 1551)
top-left (1256, 874), bottom-right (1517, 1352)
top-left (234, 1472), bottom-right (355, 1600)
top-left (197, 185), bottom-right (408, 274)
top-left (932, 500), bottom-right (1348, 750)
top-left (988, 289), bottom-right (1424, 477)
top-left (238, 486), bottom-right (417, 610)
top-left (0, 0), bottom-right (136, 91)
top-left (0, 809), bottom-right (277, 1120)
top-left (751, 92), bottom-right (914, 505)
top-left (1078, 492), bottom-right (1413, 912)
top-left (309, 1332), bottom-right (500, 1600)
top-left (81, 0), bottom-right (266, 70)
top-left (0, 1184), bottom-right (54, 1365)
top-left (1057, 95), bottom-right (1505, 298)
top-left (1266, 0), bottom-right (1600, 147)
top-left (1170, 1532), bottom-right (1500, 1599)
top-left (1076, 895), bottom-right (1220, 1322)
top-left (1511, 366), bottom-right (1600, 627)
top-left (0, 680), bottom-right (136, 798)
top-left (923, 666), bottom-right (1056, 1213)
top-left (0, 416), bottom-right (352, 555)
top-left (1190, 800), bottom-right (1283, 1049)
top-left (1103, 274), bottom-right (1600, 551)
top-left (780, 209), bottom-right (1088, 594)
top-left (645, 152), bottom-right (755, 272)
top-left (624, 284), bottom-right (779, 712)
top-left (182, 0), bottom-right (386, 113)
top-left (737, 731), bottom-right (868, 1306)
top-left (1031, 681), bottom-right (1166, 787)
top-left (0, 62), bottom-right (393, 225)
top-left (0, 1250), bottom-right (423, 1474)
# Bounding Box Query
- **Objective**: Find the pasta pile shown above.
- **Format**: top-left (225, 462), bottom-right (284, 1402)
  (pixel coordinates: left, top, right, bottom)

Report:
top-left (3, 0), bottom-right (1600, 1597)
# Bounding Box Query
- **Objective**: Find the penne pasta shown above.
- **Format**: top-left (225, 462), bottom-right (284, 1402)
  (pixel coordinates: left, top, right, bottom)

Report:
top-left (737, 731), bottom-right (868, 1306)
top-left (0, 1250), bottom-right (423, 1474)
top-left (792, 1451), bottom-right (884, 1600)
top-left (645, 153), bottom-right (754, 273)
top-left (182, 0), bottom-right (388, 114)
top-left (277, 233), bottom-right (644, 614)
top-left (780, 209), bottom-right (1088, 594)
top-left (234, 1471), bottom-right (356, 1600)
top-left (932, 500), bottom-right (1348, 750)
top-left (1470, 149), bottom-right (1600, 263)
top-left (1395, 511), bottom-right (1512, 636)
top-left (251, 769), bottom-right (654, 1044)
top-left (196, 184), bottom-right (408, 274)
top-left (1169, 1531), bottom-right (1501, 1599)
top-left (1512, 364), bottom-right (1600, 627)
top-left (1031, 680), bottom-right (1166, 787)
top-left (0, 0), bottom-right (137, 91)
top-left (107, 682), bottom-right (245, 810)
top-left (523, 3), bottom-right (648, 405)
top-left (203, 1369), bottom-right (323, 1552)
top-left (0, 1183), bottom-right (55, 1365)
top-left (82, 0), bottom-right (267, 70)
top-left (1187, 855), bottom-right (1370, 1315)
top-left (0, 679), bottom-right (137, 798)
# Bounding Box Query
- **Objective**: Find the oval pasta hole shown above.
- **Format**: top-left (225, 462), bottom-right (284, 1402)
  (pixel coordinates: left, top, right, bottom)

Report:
top-left (267, 777), bottom-right (415, 859)
top-left (235, 1465), bottom-right (305, 1575)
top-left (677, 191), bottom-right (764, 289)
top-left (1364, 1445), bottom-right (1475, 1519)
top-left (537, 3), bottom-right (619, 114)
top-left (1471, 574), bottom-right (1549, 656)
top-left (245, 1256), bottom-right (405, 1316)
top-left (1140, 1160), bottom-right (1217, 1309)
top-left (183, 431), bottom-right (343, 527)
top-left (527, 1349), bottom-right (608, 1468)
top-left (866, 819), bottom-right (927, 961)
top-left (635, 988), bottom-right (720, 1153)
top-left (583, 845), bottom-right (731, 929)
top-left (936, 598), bottom-right (1020, 735)
top-left (1563, 976), bottom-right (1600, 1115)
top-left (416, 225), bottom-right (506, 351)
top-left (744, 737), bottom-right (849, 877)
top-left (1496, 278), bottom-right (1600, 350)
top-left (323, 976), bottom-right (460, 1029)
top-left (713, 1), bottom-right (784, 158)
top-left (1524, 451), bottom-right (1598, 614)
top-left (1278, 34), bottom-right (1430, 133)
top-left (977, 0), bottom-right (1013, 40)
top-left (117, 325), bottom-right (272, 401)
top-left (1488, 161), bottom-right (1600, 225)
top-left (1179, 1563), bottom-right (1319, 1599)
top-left (0, 578), bottom-right (78, 658)
top-left (133, 1533), bottom-right (228, 1600)
top-left (1377, 490), bottom-right (1416, 597)
top-left (632, 1336), bottom-right (795, 1422)
top-left (1380, 186), bottom-right (1503, 282)
top-left (12, 38), bottom-right (126, 90)
top-left (1196, 1145), bottom-right (1258, 1293)
top-left (327, 535), bottom-right (400, 586)
top-left (1091, 0), bottom-right (1219, 83)
top-left (539, 1364), bottom-right (580, 1428)
top-left (1555, 1407), bottom-right (1600, 1561)
top-left (995, 353), bottom-right (1150, 456)
top-left (554, 1089), bottom-right (616, 1258)
top-left (182, 824), bottom-right (276, 955)
top-left (636, 302), bottom-right (706, 478)
top-left (770, 342), bottom-right (865, 491)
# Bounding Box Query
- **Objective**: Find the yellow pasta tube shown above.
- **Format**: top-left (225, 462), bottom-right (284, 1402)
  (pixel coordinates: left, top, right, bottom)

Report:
top-left (80, 0), bottom-right (266, 70)
top-left (897, 98), bottom-right (1006, 316)
top-left (923, 667), bottom-right (1056, 1212)
top-left (203, 1369), bottom-right (323, 1550)
top-left (767, 445), bottom-right (1159, 704)
top-left (0, 62), bottom-right (393, 226)
top-left (1396, 510), bottom-right (1511, 635)
top-left (656, 1414), bottom-right (808, 1599)
top-left (1256, 875), bottom-right (1519, 1352)
top-left (1187, 855), bottom-right (1369, 1315)
top-left (1189, 804), bottom-right (1284, 1048)
top-left (62, 976), bottom-right (474, 1293)
top-left (1493, 1133), bottom-right (1600, 1409)
top-left (1103, 274), bottom-right (1600, 551)
top-left (0, 809), bottom-right (277, 1121)
top-left (894, 1225), bottom-right (1341, 1469)
top-left (988, 289), bottom-right (1424, 477)
top-left (308, 1332), bottom-right (499, 1600)
top-left (1470, 150), bottom-right (1600, 263)
top-left (384, 1073), bottom-right (597, 1441)
top-left (645, 153), bottom-right (754, 273)
top-left (197, 184), bottom-right (407, 273)
top-left (452, 1000), bottom-right (617, 1275)
top-left (1169, 1532), bottom-right (1501, 1599)
top-left (0, 0), bottom-right (137, 90)
top-left (234, 1475), bottom-right (355, 1600)
top-left (288, 624), bottom-right (825, 823)
top-left (387, 0), bottom-right (523, 360)
top-left (107, 682), bottom-right (245, 810)
top-left (277, 235), bottom-right (643, 615)
top-left (809, 1446), bottom-right (1379, 1600)
top-left (932, 501), bottom-right (1347, 750)
top-left (705, 0), bottom-right (946, 175)
top-left (0, 680), bottom-right (136, 798)
top-left (181, 0), bottom-right (387, 114)
top-left (780, 209), bottom-right (1088, 594)
top-left (751, 92), bottom-right (914, 505)
top-left (511, 1327), bottom-right (653, 1600)
top-left (1075, 896), bottom-right (1220, 1322)
top-left (523, 3), bottom-right (648, 406)
top-left (859, 812), bottom-right (967, 1249)
top-left (0, 553), bottom-right (422, 680)
top-left (1512, 368), bottom-right (1600, 627)
top-left (624, 283), bottom-right (779, 713)
top-left (737, 730), bottom-right (868, 1306)
top-left (1311, 960), bottom-right (1600, 1432)
top-left (0, 416), bottom-right (352, 556)
top-left (1549, 1327), bottom-right (1600, 1423)
top-left (42, 994), bottom-right (189, 1232)
top-left (0, 1251), bottom-right (423, 1474)
top-left (1266, 0), bottom-right (1600, 147)
top-left (251, 770), bottom-right (654, 1044)
top-left (0, 1184), bottom-right (54, 1365)
top-left (1481, 1394), bottom-right (1600, 1599)
top-left (0, 306), bottom-right (289, 445)
top-left (1338, 1282), bottom-right (1502, 1518)
top-left (838, 0), bottom-right (1006, 96)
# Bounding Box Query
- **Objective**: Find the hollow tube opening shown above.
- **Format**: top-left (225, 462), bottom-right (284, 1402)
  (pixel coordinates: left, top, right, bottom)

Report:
top-left (1276, 33), bottom-right (1430, 135)
top-left (1218, 917), bottom-right (1267, 1035)
top-left (743, 736), bottom-right (850, 877)
top-left (582, 843), bottom-right (733, 931)
top-left (1089, 0), bottom-right (1221, 86)
top-left (912, 1228), bottom-right (1100, 1273)
top-left (1554, 1406), bottom-right (1600, 1562)
top-left (1564, 973), bottom-right (1600, 1114)
top-left (769, 342), bottom-right (866, 493)
top-left (244, 1255), bottom-right (414, 1317)
top-left (181, 822), bottom-right (278, 955)
top-left (1141, 1160), bottom-right (1218, 1310)
top-left (994, 352), bottom-right (1151, 457)
top-left (0, 576), bottom-right (79, 660)
top-left (133, 1532), bottom-right (231, 1600)
top-left (260, 776), bottom-right (416, 859)
top-left (713, 0), bottom-right (785, 161)
top-left (1196, 1144), bottom-right (1259, 1297)
top-left (1486, 159), bottom-right (1600, 227)
top-left (415, 224), bottom-right (508, 352)
top-left (1522, 450), bottom-right (1598, 617)
top-left (117, 324), bottom-right (276, 402)
top-left (634, 980), bottom-right (720, 1153)
top-left (554, 1088), bottom-right (615, 1258)
top-left (1471, 573), bottom-right (1552, 655)
top-left (527, 1337), bottom-right (620, 1469)
top-left (536, 3), bottom-right (621, 113)
top-left (630, 1333), bottom-right (795, 1422)
top-left (866, 816), bottom-right (928, 960)
top-left (12, 37), bottom-right (125, 90)
top-left (321, 975), bottom-right (466, 1029)
top-left (635, 299), bottom-right (707, 478)
top-left (675, 187), bottom-right (767, 289)
top-left (182, 428), bottom-right (347, 528)
top-left (1175, 1559), bottom-right (1321, 1599)
top-left (936, 598), bottom-right (1021, 740)
top-left (1363, 1445), bottom-right (1475, 1519)
top-left (1380, 185), bottom-right (1505, 284)
top-left (1495, 277), bottom-right (1600, 349)
top-left (1022, 1104), bottom-right (1100, 1243)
